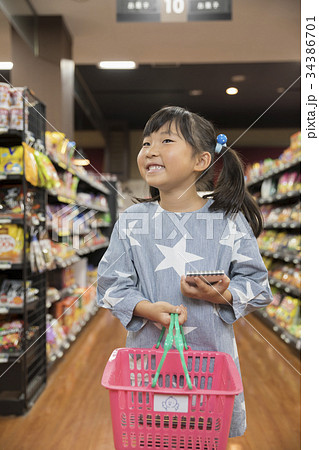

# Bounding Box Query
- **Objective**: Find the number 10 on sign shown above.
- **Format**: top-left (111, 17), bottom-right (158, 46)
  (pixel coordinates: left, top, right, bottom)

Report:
top-left (164, 0), bottom-right (185, 14)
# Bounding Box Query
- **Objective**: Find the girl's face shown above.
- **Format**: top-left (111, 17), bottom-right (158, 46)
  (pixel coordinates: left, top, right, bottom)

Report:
top-left (137, 122), bottom-right (204, 194)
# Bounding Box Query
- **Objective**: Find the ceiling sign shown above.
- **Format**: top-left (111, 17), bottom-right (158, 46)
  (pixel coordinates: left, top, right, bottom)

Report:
top-left (116, 0), bottom-right (232, 22)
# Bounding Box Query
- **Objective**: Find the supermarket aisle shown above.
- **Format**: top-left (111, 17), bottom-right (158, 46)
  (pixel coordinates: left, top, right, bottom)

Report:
top-left (0, 309), bottom-right (300, 450)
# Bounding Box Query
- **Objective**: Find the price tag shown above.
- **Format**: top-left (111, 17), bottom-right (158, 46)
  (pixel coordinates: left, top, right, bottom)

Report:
top-left (0, 355), bottom-right (9, 363)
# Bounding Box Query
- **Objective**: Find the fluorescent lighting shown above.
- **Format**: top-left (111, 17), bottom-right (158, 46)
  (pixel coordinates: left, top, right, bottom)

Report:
top-left (0, 62), bottom-right (13, 70)
top-left (226, 87), bottom-right (238, 95)
top-left (98, 61), bottom-right (136, 70)
top-left (189, 89), bottom-right (203, 96)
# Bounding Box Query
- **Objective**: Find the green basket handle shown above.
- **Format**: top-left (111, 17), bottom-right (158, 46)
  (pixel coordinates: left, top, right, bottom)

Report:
top-left (152, 313), bottom-right (192, 389)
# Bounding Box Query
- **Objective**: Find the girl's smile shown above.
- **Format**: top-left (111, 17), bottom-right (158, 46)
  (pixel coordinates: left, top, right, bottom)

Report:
top-left (137, 123), bottom-right (200, 193)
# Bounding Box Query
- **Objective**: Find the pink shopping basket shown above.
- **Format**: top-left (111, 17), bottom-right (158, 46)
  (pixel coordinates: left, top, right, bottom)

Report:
top-left (101, 346), bottom-right (243, 450)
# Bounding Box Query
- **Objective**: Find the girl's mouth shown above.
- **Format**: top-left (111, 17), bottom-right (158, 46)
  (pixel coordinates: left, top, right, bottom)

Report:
top-left (146, 165), bottom-right (165, 173)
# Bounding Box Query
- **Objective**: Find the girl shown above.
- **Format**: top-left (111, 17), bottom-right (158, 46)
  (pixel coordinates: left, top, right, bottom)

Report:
top-left (97, 106), bottom-right (273, 438)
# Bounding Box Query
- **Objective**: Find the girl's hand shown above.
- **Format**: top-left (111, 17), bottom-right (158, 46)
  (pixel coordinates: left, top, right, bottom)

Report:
top-left (180, 274), bottom-right (233, 305)
top-left (134, 300), bottom-right (187, 328)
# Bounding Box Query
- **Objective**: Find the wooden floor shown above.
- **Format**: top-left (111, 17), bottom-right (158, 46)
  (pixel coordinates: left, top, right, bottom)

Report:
top-left (0, 309), bottom-right (301, 450)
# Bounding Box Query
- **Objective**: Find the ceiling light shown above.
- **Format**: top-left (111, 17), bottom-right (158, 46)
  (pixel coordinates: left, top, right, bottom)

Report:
top-left (226, 87), bottom-right (238, 95)
top-left (189, 89), bottom-right (203, 96)
top-left (0, 62), bottom-right (13, 70)
top-left (98, 61), bottom-right (137, 70)
top-left (231, 75), bottom-right (246, 82)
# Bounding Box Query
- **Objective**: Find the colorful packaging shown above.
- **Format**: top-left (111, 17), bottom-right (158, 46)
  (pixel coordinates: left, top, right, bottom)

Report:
top-left (0, 224), bottom-right (24, 263)
top-left (0, 145), bottom-right (23, 174)
top-left (33, 150), bottom-right (61, 189)
top-left (275, 296), bottom-right (300, 329)
top-left (0, 106), bottom-right (9, 131)
top-left (9, 87), bottom-right (25, 107)
top-left (0, 82), bottom-right (10, 107)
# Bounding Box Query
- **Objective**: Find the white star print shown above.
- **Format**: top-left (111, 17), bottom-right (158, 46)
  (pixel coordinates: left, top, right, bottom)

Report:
top-left (102, 286), bottom-right (124, 307)
top-left (155, 235), bottom-right (203, 277)
top-left (231, 239), bottom-right (252, 264)
top-left (233, 281), bottom-right (255, 304)
top-left (219, 218), bottom-right (247, 251)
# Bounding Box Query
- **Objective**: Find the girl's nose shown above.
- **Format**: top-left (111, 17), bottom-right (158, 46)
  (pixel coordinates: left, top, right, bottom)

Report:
top-left (145, 144), bottom-right (159, 157)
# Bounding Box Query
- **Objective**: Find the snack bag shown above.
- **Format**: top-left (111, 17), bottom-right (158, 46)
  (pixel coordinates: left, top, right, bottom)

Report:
top-left (23, 142), bottom-right (38, 186)
top-left (0, 145), bottom-right (23, 174)
top-left (0, 224), bottom-right (24, 263)
top-left (33, 150), bottom-right (60, 189)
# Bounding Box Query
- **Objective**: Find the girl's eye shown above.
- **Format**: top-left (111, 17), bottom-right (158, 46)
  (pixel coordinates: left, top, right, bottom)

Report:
top-left (163, 139), bottom-right (174, 143)
top-left (142, 141), bottom-right (150, 147)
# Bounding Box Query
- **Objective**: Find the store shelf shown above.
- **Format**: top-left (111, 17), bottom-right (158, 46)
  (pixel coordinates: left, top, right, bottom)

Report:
top-left (246, 156), bottom-right (301, 188)
top-left (0, 216), bottom-right (24, 225)
top-left (260, 249), bottom-right (300, 264)
top-left (268, 277), bottom-right (301, 298)
top-left (47, 305), bottom-right (98, 373)
top-left (50, 157), bottom-right (110, 196)
top-left (47, 191), bottom-right (109, 213)
top-left (258, 190), bottom-right (301, 205)
top-left (254, 310), bottom-right (301, 353)
top-left (246, 134), bottom-right (301, 355)
top-left (263, 221), bottom-right (301, 230)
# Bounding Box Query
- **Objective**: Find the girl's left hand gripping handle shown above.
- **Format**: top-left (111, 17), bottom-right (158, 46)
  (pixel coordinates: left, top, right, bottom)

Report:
top-left (152, 315), bottom-right (175, 387)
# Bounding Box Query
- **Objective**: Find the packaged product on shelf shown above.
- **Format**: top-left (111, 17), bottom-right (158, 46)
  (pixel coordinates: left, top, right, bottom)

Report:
top-left (0, 82), bottom-right (11, 108)
top-left (0, 224), bottom-right (24, 263)
top-left (277, 172), bottom-right (299, 194)
top-left (265, 287), bottom-right (283, 318)
top-left (9, 87), bottom-right (25, 108)
top-left (0, 144), bottom-right (38, 186)
top-left (290, 203), bottom-right (301, 223)
top-left (286, 234), bottom-right (301, 254)
top-left (0, 280), bottom-right (38, 307)
top-left (0, 145), bottom-right (23, 174)
top-left (0, 106), bottom-right (9, 131)
top-left (46, 287), bottom-right (60, 305)
top-left (260, 178), bottom-right (277, 199)
top-left (39, 228), bottom-right (56, 270)
top-left (0, 186), bottom-right (24, 217)
top-left (33, 150), bottom-right (61, 189)
top-left (275, 296), bottom-right (300, 329)
top-left (23, 143), bottom-right (38, 186)
top-left (290, 131), bottom-right (301, 151)
top-left (46, 314), bottom-right (68, 362)
top-left (30, 232), bottom-right (46, 273)
top-left (52, 296), bottom-right (77, 336)
top-left (45, 132), bottom-right (75, 167)
top-left (9, 105), bottom-right (25, 131)
top-left (0, 320), bottom-right (23, 353)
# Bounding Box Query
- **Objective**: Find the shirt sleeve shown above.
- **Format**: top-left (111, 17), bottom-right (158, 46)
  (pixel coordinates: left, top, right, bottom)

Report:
top-left (97, 219), bottom-right (149, 332)
top-left (218, 213), bottom-right (273, 325)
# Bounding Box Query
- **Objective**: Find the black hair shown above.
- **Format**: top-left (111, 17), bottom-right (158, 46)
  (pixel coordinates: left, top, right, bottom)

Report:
top-left (134, 106), bottom-right (263, 237)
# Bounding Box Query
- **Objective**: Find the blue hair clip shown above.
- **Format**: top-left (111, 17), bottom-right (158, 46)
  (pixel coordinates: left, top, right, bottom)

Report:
top-left (215, 134), bottom-right (228, 154)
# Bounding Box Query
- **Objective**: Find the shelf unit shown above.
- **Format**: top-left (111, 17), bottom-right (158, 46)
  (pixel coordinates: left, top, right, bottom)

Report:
top-left (246, 145), bottom-right (301, 354)
top-left (0, 88), bottom-right (118, 415)
top-left (0, 89), bottom-right (47, 415)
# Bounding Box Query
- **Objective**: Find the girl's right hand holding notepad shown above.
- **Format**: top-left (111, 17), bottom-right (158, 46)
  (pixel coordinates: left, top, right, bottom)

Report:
top-left (180, 274), bottom-right (233, 306)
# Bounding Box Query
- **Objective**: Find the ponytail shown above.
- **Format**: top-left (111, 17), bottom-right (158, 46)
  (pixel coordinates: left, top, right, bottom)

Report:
top-left (205, 146), bottom-right (263, 237)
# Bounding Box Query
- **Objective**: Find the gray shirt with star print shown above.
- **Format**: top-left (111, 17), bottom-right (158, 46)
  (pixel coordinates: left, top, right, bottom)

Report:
top-left (97, 199), bottom-right (273, 438)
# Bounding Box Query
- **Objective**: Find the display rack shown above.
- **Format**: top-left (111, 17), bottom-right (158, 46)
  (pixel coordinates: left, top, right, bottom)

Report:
top-left (0, 86), bottom-right (118, 415)
top-left (246, 133), bottom-right (301, 354)
top-left (0, 88), bottom-right (47, 415)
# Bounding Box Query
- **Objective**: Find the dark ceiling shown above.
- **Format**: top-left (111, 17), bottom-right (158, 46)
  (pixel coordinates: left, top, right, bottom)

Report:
top-left (75, 61), bottom-right (301, 132)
